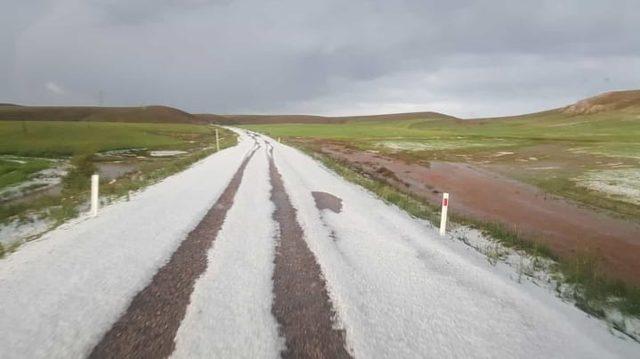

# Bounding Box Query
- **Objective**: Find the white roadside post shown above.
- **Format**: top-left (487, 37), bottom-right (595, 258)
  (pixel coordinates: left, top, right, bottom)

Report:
top-left (215, 129), bottom-right (220, 152)
top-left (439, 192), bottom-right (449, 236)
top-left (90, 174), bottom-right (99, 217)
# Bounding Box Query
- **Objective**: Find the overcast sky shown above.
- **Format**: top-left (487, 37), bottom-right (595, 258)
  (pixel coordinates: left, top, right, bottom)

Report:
top-left (1, 0), bottom-right (639, 118)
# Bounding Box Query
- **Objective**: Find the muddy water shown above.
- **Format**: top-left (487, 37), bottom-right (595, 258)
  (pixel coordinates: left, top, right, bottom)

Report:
top-left (3, 162), bottom-right (138, 206)
top-left (321, 144), bottom-right (640, 285)
top-left (5, 185), bottom-right (62, 205)
top-left (95, 162), bottom-right (138, 181)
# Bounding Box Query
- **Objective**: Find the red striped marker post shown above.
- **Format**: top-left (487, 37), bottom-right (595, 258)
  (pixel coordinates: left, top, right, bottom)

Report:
top-left (439, 192), bottom-right (449, 236)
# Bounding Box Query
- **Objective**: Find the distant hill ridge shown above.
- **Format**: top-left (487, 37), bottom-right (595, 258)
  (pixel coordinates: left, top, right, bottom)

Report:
top-left (0, 105), bottom-right (213, 124)
top-left (563, 90), bottom-right (640, 115)
top-left (2, 89), bottom-right (638, 125)
top-left (199, 111), bottom-right (459, 125)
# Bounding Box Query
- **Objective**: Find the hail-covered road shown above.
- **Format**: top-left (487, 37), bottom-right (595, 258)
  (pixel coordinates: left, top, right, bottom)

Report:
top-left (0, 130), bottom-right (637, 358)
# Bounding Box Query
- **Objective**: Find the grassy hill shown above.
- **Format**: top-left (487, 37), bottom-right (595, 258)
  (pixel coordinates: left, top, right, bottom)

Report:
top-left (209, 111), bottom-right (457, 125)
top-left (562, 90), bottom-right (640, 115)
top-left (0, 105), bottom-right (212, 125)
top-left (246, 90), bottom-right (640, 152)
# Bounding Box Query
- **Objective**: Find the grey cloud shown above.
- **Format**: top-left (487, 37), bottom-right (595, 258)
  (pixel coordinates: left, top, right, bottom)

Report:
top-left (1, 0), bottom-right (639, 116)
top-left (89, 0), bottom-right (229, 25)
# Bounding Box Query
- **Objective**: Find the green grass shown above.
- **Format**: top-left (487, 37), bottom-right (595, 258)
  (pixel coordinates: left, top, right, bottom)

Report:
top-left (478, 222), bottom-right (556, 260)
top-left (245, 108), bottom-right (640, 147)
top-left (63, 153), bottom-right (97, 192)
top-left (98, 130), bottom-right (237, 202)
top-left (559, 252), bottom-right (640, 318)
top-left (0, 121), bottom-right (218, 157)
top-left (0, 123), bottom-right (237, 257)
top-left (0, 157), bottom-right (53, 191)
top-left (245, 107), bottom-right (640, 220)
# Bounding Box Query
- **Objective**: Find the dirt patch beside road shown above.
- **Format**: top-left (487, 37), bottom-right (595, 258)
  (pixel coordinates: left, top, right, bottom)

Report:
top-left (319, 143), bottom-right (640, 286)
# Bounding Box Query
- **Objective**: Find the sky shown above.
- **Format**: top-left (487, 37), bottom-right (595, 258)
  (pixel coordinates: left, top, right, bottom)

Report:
top-left (1, 0), bottom-right (639, 118)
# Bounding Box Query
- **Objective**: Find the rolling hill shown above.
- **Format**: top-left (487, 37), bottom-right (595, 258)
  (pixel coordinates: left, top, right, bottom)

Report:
top-left (562, 90), bottom-right (640, 115)
top-left (0, 105), bottom-right (211, 125)
top-left (474, 89), bottom-right (640, 122)
top-left (205, 89), bottom-right (640, 125)
top-left (3, 89), bottom-right (638, 127)
top-left (203, 111), bottom-right (459, 125)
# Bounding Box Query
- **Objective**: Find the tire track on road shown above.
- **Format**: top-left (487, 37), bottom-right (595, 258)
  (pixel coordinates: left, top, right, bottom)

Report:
top-left (268, 145), bottom-right (352, 359)
top-left (89, 145), bottom-right (258, 359)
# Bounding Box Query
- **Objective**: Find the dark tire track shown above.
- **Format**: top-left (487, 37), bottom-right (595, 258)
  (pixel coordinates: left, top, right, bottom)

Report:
top-left (89, 147), bottom-right (258, 359)
top-left (268, 151), bottom-right (352, 359)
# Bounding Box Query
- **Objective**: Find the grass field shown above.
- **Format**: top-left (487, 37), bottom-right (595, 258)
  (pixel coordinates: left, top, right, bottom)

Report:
top-left (245, 102), bottom-right (640, 220)
top-left (0, 121), bottom-right (236, 253)
top-left (245, 108), bottom-right (640, 149)
top-left (0, 121), bottom-right (220, 157)
top-left (0, 121), bottom-right (228, 195)
top-left (0, 157), bottom-right (56, 195)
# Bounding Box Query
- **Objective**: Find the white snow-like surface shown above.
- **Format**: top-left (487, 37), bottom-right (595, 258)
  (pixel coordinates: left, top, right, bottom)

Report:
top-left (149, 150), bottom-right (188, 157)
top-left (0, 164), bottom-right (67, 201)
top-left (172, 144), bottom-right (283, 358)
top-left (575, 168), bottom-right (640, 205)
top-left (267, 135), bottom-right (639, 358)
top-left (0, 216), bottom-right (52, 245)
top-left (2, 129), bottom-right (639, 358)
top-left (0, 135), bottom-right (252, 358)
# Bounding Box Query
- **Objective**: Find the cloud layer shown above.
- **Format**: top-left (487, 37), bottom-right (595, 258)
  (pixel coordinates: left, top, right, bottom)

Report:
top-left (2, 0), bottom-right (639, 117)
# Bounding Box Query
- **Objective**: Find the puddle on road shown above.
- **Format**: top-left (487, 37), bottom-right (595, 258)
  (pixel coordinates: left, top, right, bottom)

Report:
top-left (312, 191), bottom-right (343, 213)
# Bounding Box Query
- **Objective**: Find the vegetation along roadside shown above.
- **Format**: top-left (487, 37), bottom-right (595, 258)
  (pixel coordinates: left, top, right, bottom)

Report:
top-left (0, 121), bottom-right (237, 257)
top-left (286, 138), bottom-right (640, 342)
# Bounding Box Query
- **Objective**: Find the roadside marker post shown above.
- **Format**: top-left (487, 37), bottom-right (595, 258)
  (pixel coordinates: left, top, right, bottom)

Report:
top-left (215, 129), bottom-right (220, 152)
top-left (90, 174), bottom-right (99, 217)
top-left (439, 192), bottom-right (449, 236)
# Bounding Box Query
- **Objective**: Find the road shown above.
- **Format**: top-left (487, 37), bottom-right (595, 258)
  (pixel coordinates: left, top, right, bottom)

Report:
top-left (0, 130), bottom-right (638, 358)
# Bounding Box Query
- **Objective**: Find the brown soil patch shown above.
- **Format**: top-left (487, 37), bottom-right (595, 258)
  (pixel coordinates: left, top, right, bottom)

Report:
top-left (269, 156), bottom-right (351, 358)
top-left (319, 143), bottom-right (640, 286)
top-left (89, 148), bottom-right (257, 359)
top-left (312, 191), bottom-right (343, 213)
